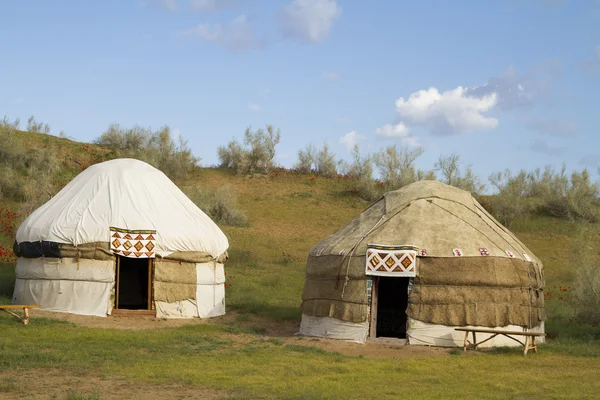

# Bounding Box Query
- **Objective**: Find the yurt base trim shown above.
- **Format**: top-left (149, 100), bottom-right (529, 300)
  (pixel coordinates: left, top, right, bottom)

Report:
top-left (299, 314), bottom-right (545, 347)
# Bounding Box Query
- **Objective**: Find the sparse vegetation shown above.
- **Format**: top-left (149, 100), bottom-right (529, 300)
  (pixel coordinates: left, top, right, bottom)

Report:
top-left (573, 225), bottom-right (600, 325)
top-left (184, 184), bottom-right (249, 227)
top-left (0, 122), bottom-right (60, 219)
top-left (372, 145), bottom-right (434, 191)
top-left (217, 125), bottom-right (281, 175)
top-left (94, 123), bottom-right (200, 180)
top-left (339, 145), bottom-right (379, 201)
top-left (294, 142), bottom-right (340, 178)
top-left (435, 153), bottom-right (486, 195)
top-left (488, 165), bottom-right (600, 226)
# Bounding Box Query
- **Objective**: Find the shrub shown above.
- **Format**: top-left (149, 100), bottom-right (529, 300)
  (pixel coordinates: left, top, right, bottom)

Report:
top-left (94, 124), bottom-right (200, 180)
top-left (487, 169), bottom-right (538, 226)
top-left (184, 184), bottom-right (248, 227)
top-left (372, 145), bottom-right (424, 190)
top-left (313, 143), bottom-right (338, 178)
top-left (488, 165), bottom-right (599, 225)
top-left (572, 225), bottom-right (600, 325)
top-left (435, 153), bottom-right (485, 195)
top-left (26, 115), bottom-right (50, 134)
top-left (294, 144), bottom-right (316, 174)
top-left (340, 145), bottom-right (380, 201)
top-left (0, 124), bottom-right (61, 218)
top-left (294, 143), bottom-right (339, 178)
top-left (217, 125), bottom-right (280, 175)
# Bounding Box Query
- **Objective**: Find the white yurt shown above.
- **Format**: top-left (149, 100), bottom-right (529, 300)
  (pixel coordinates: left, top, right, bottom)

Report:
top-left (299, 180), bottom-right (545, 347)
top-left (12, 158), bottom-right (229, 318)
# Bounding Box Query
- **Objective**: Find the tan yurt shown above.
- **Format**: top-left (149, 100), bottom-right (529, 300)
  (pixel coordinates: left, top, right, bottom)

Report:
top-left (299, 180), bottom-right (545, 346)
top-left (12, 158), bottom-right (229, 319)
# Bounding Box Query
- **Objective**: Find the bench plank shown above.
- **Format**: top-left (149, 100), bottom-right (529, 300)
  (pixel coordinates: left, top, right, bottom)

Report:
top-left (455, 328), bottom-right (546, 356)
top-left (0, 305), bottom-right (40, 325)
top-left (0, 305), bottom-right (40, 309)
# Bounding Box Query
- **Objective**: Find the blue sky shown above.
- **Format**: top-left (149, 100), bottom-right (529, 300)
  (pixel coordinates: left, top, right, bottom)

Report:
top-left (1, 0), bottom-right (599, 182)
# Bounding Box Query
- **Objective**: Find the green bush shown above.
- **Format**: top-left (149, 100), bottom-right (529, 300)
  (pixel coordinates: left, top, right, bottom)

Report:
top-left (94, 124), bottom-right (200, 180)
top-left (488, 165), bottom-right (599, 225)
top-left (0, 124), bottom-right (60, 219)
top-left (184, 184), bottom-right (248, 227)
top-left (573, 226), bottom-right (600, 325)
top-left (339, 145), bottom-right (380, 201)
top-left (217, 125), bottom-right (280, 175)
top-left (372, 145), bottom-right (432, 191)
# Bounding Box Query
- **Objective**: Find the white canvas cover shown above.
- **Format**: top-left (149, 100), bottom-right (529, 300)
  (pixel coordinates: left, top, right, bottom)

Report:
top-left (13, 159), bottom-right (230, 318)
top-left (16, 158), bottom-right (229, 258)
top-left (299, 314), bottom-right (545, 347)
top-left (13, 257), bottom-right (115, 317)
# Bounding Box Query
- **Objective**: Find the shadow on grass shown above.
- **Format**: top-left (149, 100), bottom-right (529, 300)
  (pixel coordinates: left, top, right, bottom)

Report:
top-left (228, 303), bottom-right (301, 322)
top-left (0, 263), bottom-right (15, 304)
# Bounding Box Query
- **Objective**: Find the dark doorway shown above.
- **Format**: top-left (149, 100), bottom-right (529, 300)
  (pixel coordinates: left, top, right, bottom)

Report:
top-left (115, 256), bottom-right (152, 310)
top-left (375, 277), bottom-right (409, 338)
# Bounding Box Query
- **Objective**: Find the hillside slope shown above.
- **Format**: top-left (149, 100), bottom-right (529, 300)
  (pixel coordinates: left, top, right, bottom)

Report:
top-left (0, 130), bottom-right (594, 327)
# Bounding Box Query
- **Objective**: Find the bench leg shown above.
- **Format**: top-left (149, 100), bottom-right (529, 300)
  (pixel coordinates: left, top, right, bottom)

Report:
top-left (23, 307), bottom-right (30, 325)
top-left (463, 331), bottom-right (468, 351)
top-left (472, 332), bottom-right (477, 350)
top-left (524, 335), bottom-right (530, 356)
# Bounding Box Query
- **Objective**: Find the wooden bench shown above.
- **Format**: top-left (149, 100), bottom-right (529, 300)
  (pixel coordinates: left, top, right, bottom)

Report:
top-left (0, 305), bottom-right (40, 325)
top-left (455, 328), bottom-right (547, 356)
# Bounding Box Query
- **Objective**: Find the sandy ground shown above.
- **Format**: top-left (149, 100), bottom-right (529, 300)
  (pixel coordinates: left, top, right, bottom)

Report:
top-left (0, 369), bottom-right (225, 400)
top-left (25, 309), bottom-right (451, 360)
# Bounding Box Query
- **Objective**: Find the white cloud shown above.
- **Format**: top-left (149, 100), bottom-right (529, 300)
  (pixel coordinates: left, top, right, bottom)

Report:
top-left (323, 72), bottom-right (338, 80)
top-left (179, 14), bottom-right (262, 51)
top-left (375, 123), bottom-right (420, 147)
top-left (467, 60), bottom-right (562, 110)
top-left (375, 122), bottom-right (410, 138)
top-left (340, 131), bottom-right (365, 151)
top-left (247, 102), bottom-right (260, 111)
top-left (278, 0), bottom-right (341, 43)
top-left (394, 87), bottom-right (498, 135)
top-left (190, 0), bottom-right (236, 12)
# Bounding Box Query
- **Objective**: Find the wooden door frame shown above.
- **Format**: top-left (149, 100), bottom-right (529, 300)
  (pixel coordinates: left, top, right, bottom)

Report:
top-left (114, 256), bottom-right (154, 310)
top-left (369, 276), bottom-right (379, 338)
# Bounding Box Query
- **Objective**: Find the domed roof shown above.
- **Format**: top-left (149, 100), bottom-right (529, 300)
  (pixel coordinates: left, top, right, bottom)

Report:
top-left (16, 158), bottom-right (228, 258)
top-left (310, 180), bottom-right (541, 265)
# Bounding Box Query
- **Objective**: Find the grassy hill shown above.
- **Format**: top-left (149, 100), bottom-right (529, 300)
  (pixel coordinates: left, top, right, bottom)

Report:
top-left (1, 130), bottom-right (600, 399)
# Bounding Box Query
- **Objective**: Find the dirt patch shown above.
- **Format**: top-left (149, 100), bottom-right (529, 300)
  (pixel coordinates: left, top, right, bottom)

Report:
top-left (0, 369), bottom-right (225, 400)
top-left (26, 309), bottom-right (451, 359)
top-left (29, 309), bottom-right (239, 330)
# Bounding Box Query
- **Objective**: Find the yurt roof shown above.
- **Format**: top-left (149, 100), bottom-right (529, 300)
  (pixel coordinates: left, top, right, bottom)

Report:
top-left (16, 158), bottom-right (228, 258)
top-left (310, 180), bottom-right (541, 266)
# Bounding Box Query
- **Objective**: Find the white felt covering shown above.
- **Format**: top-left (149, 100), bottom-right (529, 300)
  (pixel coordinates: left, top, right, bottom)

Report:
top-left (16, 158), bottom-right (229, 259)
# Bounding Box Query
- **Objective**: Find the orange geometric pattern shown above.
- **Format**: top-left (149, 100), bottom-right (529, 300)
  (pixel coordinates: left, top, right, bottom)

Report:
top-left (365, 244), bottom-right (418, 277)
top-left (109, 227), bottom-right (157, 259)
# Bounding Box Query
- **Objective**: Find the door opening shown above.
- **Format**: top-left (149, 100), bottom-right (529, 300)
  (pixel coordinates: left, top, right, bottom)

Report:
top-left (115, 256), bottom-right (153, 310)
top-left (372, 277), bottom-right (410, 339)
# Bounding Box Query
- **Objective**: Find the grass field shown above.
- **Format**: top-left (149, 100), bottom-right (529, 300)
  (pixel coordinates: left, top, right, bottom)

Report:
top-left (1, 133), bottom-right (600, 399)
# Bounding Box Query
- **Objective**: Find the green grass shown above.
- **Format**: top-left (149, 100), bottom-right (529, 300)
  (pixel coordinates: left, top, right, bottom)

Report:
top-left (1, 312), bottom-right (600, 399)
top-left (2, 132), bottom-right (600, 398)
